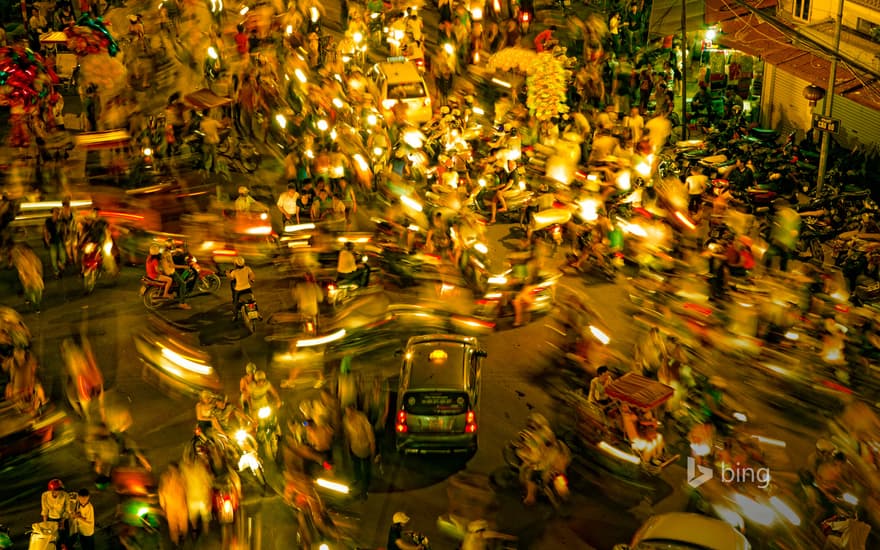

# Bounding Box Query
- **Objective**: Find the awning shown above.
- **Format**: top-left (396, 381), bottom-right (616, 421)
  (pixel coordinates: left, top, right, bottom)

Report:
top-left (648, 0), bottom-right (706, 40)
top-left (39, 31), bottom-right (68, 44)
top-left (706, 5), bottom-right (880, 111)
top-left (74, 130), bottom-right (131, 150)
top-left (183, 89), bottom-right (232, 110)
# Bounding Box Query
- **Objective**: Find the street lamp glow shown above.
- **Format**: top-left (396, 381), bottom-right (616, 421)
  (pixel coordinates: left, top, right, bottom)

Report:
top-left (705, 28), bottom-right (717, 41)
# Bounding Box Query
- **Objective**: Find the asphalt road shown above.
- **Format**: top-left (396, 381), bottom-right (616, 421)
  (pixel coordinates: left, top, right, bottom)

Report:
top-left (0, 211), bottom-right (824, 550)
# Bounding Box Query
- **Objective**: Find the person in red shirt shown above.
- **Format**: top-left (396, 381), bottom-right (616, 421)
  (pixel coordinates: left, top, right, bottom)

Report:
top-left (534, 25), bottom-right (556, 53)
top-left (146, 245), bottom-right (173, 298)
top-left (234, 24), bottom-right (249, 57)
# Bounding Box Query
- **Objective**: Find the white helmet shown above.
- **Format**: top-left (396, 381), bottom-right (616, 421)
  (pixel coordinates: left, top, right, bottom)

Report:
top-left (392, 512), bottom-right (410, 524)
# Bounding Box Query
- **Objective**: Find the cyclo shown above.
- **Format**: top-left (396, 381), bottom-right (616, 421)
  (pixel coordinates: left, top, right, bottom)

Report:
top-left (564, 372), bottom-right (680, 479)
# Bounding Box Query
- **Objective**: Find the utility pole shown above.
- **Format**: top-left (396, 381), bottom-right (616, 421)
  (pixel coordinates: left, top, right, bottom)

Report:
top-left (681, 0), bottom-right (688, 140)
top-left (816, 0), bottom-right (845, 193)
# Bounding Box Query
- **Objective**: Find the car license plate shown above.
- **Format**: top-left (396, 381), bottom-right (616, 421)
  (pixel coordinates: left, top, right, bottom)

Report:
top-left (247, 310), bottom-right (260, 319)
top-left (429, 419), bottom-right (444, 432)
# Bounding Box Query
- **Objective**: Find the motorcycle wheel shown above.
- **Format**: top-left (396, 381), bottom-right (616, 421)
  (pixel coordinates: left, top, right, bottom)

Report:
top-left (197, 274), bottom-right (222, 294)
top-left (240, 148), bottom-right (260, 173)
top-left (143, 286), bottom-right (162, 310)
top-left (83, 269), bottom-right (97, 294)
top-left (242, 306), bottom-right (256, 334)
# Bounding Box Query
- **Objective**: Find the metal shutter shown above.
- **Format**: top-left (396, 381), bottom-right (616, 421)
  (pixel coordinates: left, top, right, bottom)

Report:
top-left (829, 95), bottom-right (880, 149)
top-left (763, 66), bottom-right (812, 138)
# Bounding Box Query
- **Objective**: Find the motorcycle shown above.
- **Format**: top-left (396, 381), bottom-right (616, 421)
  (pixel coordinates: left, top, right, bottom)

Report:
top-left (528, 208), bottom-right (571, 252)
top-left (495, 432), bottom-right (571, 513)
top-left (212, 467), bottom-right (241, 525)
top-left (81, 238), bottom-right (119, 294)
top-left (255, 404), bottom-right (280, 462)
top-left (237, 289), bottom-right (261, 334)
top-left (233, 427), bottom-right (267, 487)
top-left (139, 255), bottom-right (221, 309)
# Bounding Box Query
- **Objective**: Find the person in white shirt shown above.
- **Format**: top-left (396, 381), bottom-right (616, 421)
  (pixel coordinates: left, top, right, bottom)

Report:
top-left (227, 257), bottom-right (255, 320)
top-left (199, 110), bottom-right (224, 173)
top-left (623, 106), bottom-right (644, 146)
top-left (277, 184), bottom-right (300, 224)
top-left (72, 489), bottom-right (95, 550)
top-left (41, 479), bottom-right (69, 547)
top-left (337, 241), bottom-right (368, 287)
top-left (685, 166), bottom-right (709, 214)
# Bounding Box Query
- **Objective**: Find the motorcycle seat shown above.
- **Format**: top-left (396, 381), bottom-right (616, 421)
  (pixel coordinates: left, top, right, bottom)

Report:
top-left (531, 208), bottom-right (571, 229)
top-left (141, 276), bottom-right (166, 286)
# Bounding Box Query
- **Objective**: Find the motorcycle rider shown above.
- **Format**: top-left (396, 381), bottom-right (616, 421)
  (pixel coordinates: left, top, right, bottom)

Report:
top-left (41, 478), bottom-right (69, 547)
top-left (213, 395), bottom-right (251, 435)
top-left (79, 207), bottom-right (117, 276)
top-left (160, 238), bottom-right (190, 309)
top-left (388, 512), bottom-right (426, 550)
top-left (146, 245), bottom-right (174, 299)
top-left (239, 362), bottom-right (256, 414)
top-left (336, 241), bottom-right (369, 288)
top-left (517, 415), bottom-right (570, 505)
top-left (248, 370), bottom-right (281, 415)
top-left (462, 520), bottom-right (518, 550)
top-left (196, 390), bottom-right (220, 435)
top-left (227, 257), bottom-right (255, 321)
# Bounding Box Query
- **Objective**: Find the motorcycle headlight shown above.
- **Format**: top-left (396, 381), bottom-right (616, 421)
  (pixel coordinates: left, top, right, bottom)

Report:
top-left (257, 406), bottom-right (272, 419)
top-left (238, 451), bottom-right (260, 472)
top-left (234, 429), bottom-right (248, 444)
top-left (103, 240), bottom-right (113, 255)
top-left (84, 242), bottom-right (96, 254)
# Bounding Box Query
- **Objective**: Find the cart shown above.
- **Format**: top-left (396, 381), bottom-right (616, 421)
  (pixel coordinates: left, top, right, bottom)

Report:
top-left (567, 372), bottom-right (680, 477)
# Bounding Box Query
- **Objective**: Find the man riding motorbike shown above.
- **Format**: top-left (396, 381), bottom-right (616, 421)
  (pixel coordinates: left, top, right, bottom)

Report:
top-left (336, 241), bottom-right (369, 288)
top-left (247, 370), bottom-right (281, 415)
top-left (515, 413), bottom-right (570, 505)
top-left (227, 257), bottom-right (255, 321)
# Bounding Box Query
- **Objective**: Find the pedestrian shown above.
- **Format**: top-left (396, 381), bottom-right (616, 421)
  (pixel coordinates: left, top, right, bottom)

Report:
top-left (534, 25), bottom-right (556, 53)
top-left (198, 109), bottom-right (223, 173)
top-left (342, 403), bottom-right (375, 499)
top-left (685, 166), bottom-right (708, 214)
top-left (70, 489), bottom-right (95, 550)
top-left (277, 183), bottom-right (300, 225)
top-left (159, 462), bottom-right (188, 546)
top-left (293, 271), bottom-right (321, 320)
top-left (234, 24), bottom-right (249, 58)
top-left (44, 208), bottom-right (66, 278)
top-left (180, 458), bottom-right (213, 535)
top-left (608, 11), bottom-right (621, 54)
top-left (766, 201), bottom-right (801, 272)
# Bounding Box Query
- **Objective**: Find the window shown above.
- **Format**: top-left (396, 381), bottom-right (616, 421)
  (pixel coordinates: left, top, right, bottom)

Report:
top-left (793, 0), bottom-right (811, 21)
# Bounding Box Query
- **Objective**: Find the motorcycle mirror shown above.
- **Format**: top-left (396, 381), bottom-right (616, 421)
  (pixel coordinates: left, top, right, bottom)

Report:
top-left (475, 349), bottom-right (488, 358)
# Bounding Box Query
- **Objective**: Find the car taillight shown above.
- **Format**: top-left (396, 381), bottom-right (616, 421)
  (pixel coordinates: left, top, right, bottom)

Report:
top-left (521, 11), bottom-right (530, 22)
top-left (222, 496), bottom-right (233, 515)
top-left (396, 410), bottom-right (408, 433)
top-left (327, 283), bottom-right (337, 291)
top-left (465, 410), bottom-right (477, 433)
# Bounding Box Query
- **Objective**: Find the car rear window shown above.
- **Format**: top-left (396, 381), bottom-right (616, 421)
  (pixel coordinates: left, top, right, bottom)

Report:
top-left (403, 391), bottom-right (469, 416)
top-left (388, 81), bottom-right (427, 100)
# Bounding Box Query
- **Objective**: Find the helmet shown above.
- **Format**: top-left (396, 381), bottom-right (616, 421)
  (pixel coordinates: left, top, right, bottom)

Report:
top-left (234, 257), bottom-right (246, 267)
top-left (200, 390), bottom-right (213, 401)
top-left (527, 412), bottom-right (549, 429)
top-left (254, 370), bottom-right (267, 382)
top-left (48, 479), bottom-right (64, 491)
top-left (467, 520), bottom-right (489, 533)
top-left (238, 186), bottom-right (249, 195)
top-left (392, 512), bottom-right (410, 524)
top-left (149, 245), bottom-right (160, 255)
top-left (246, 362), bottom-right (257, 374)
